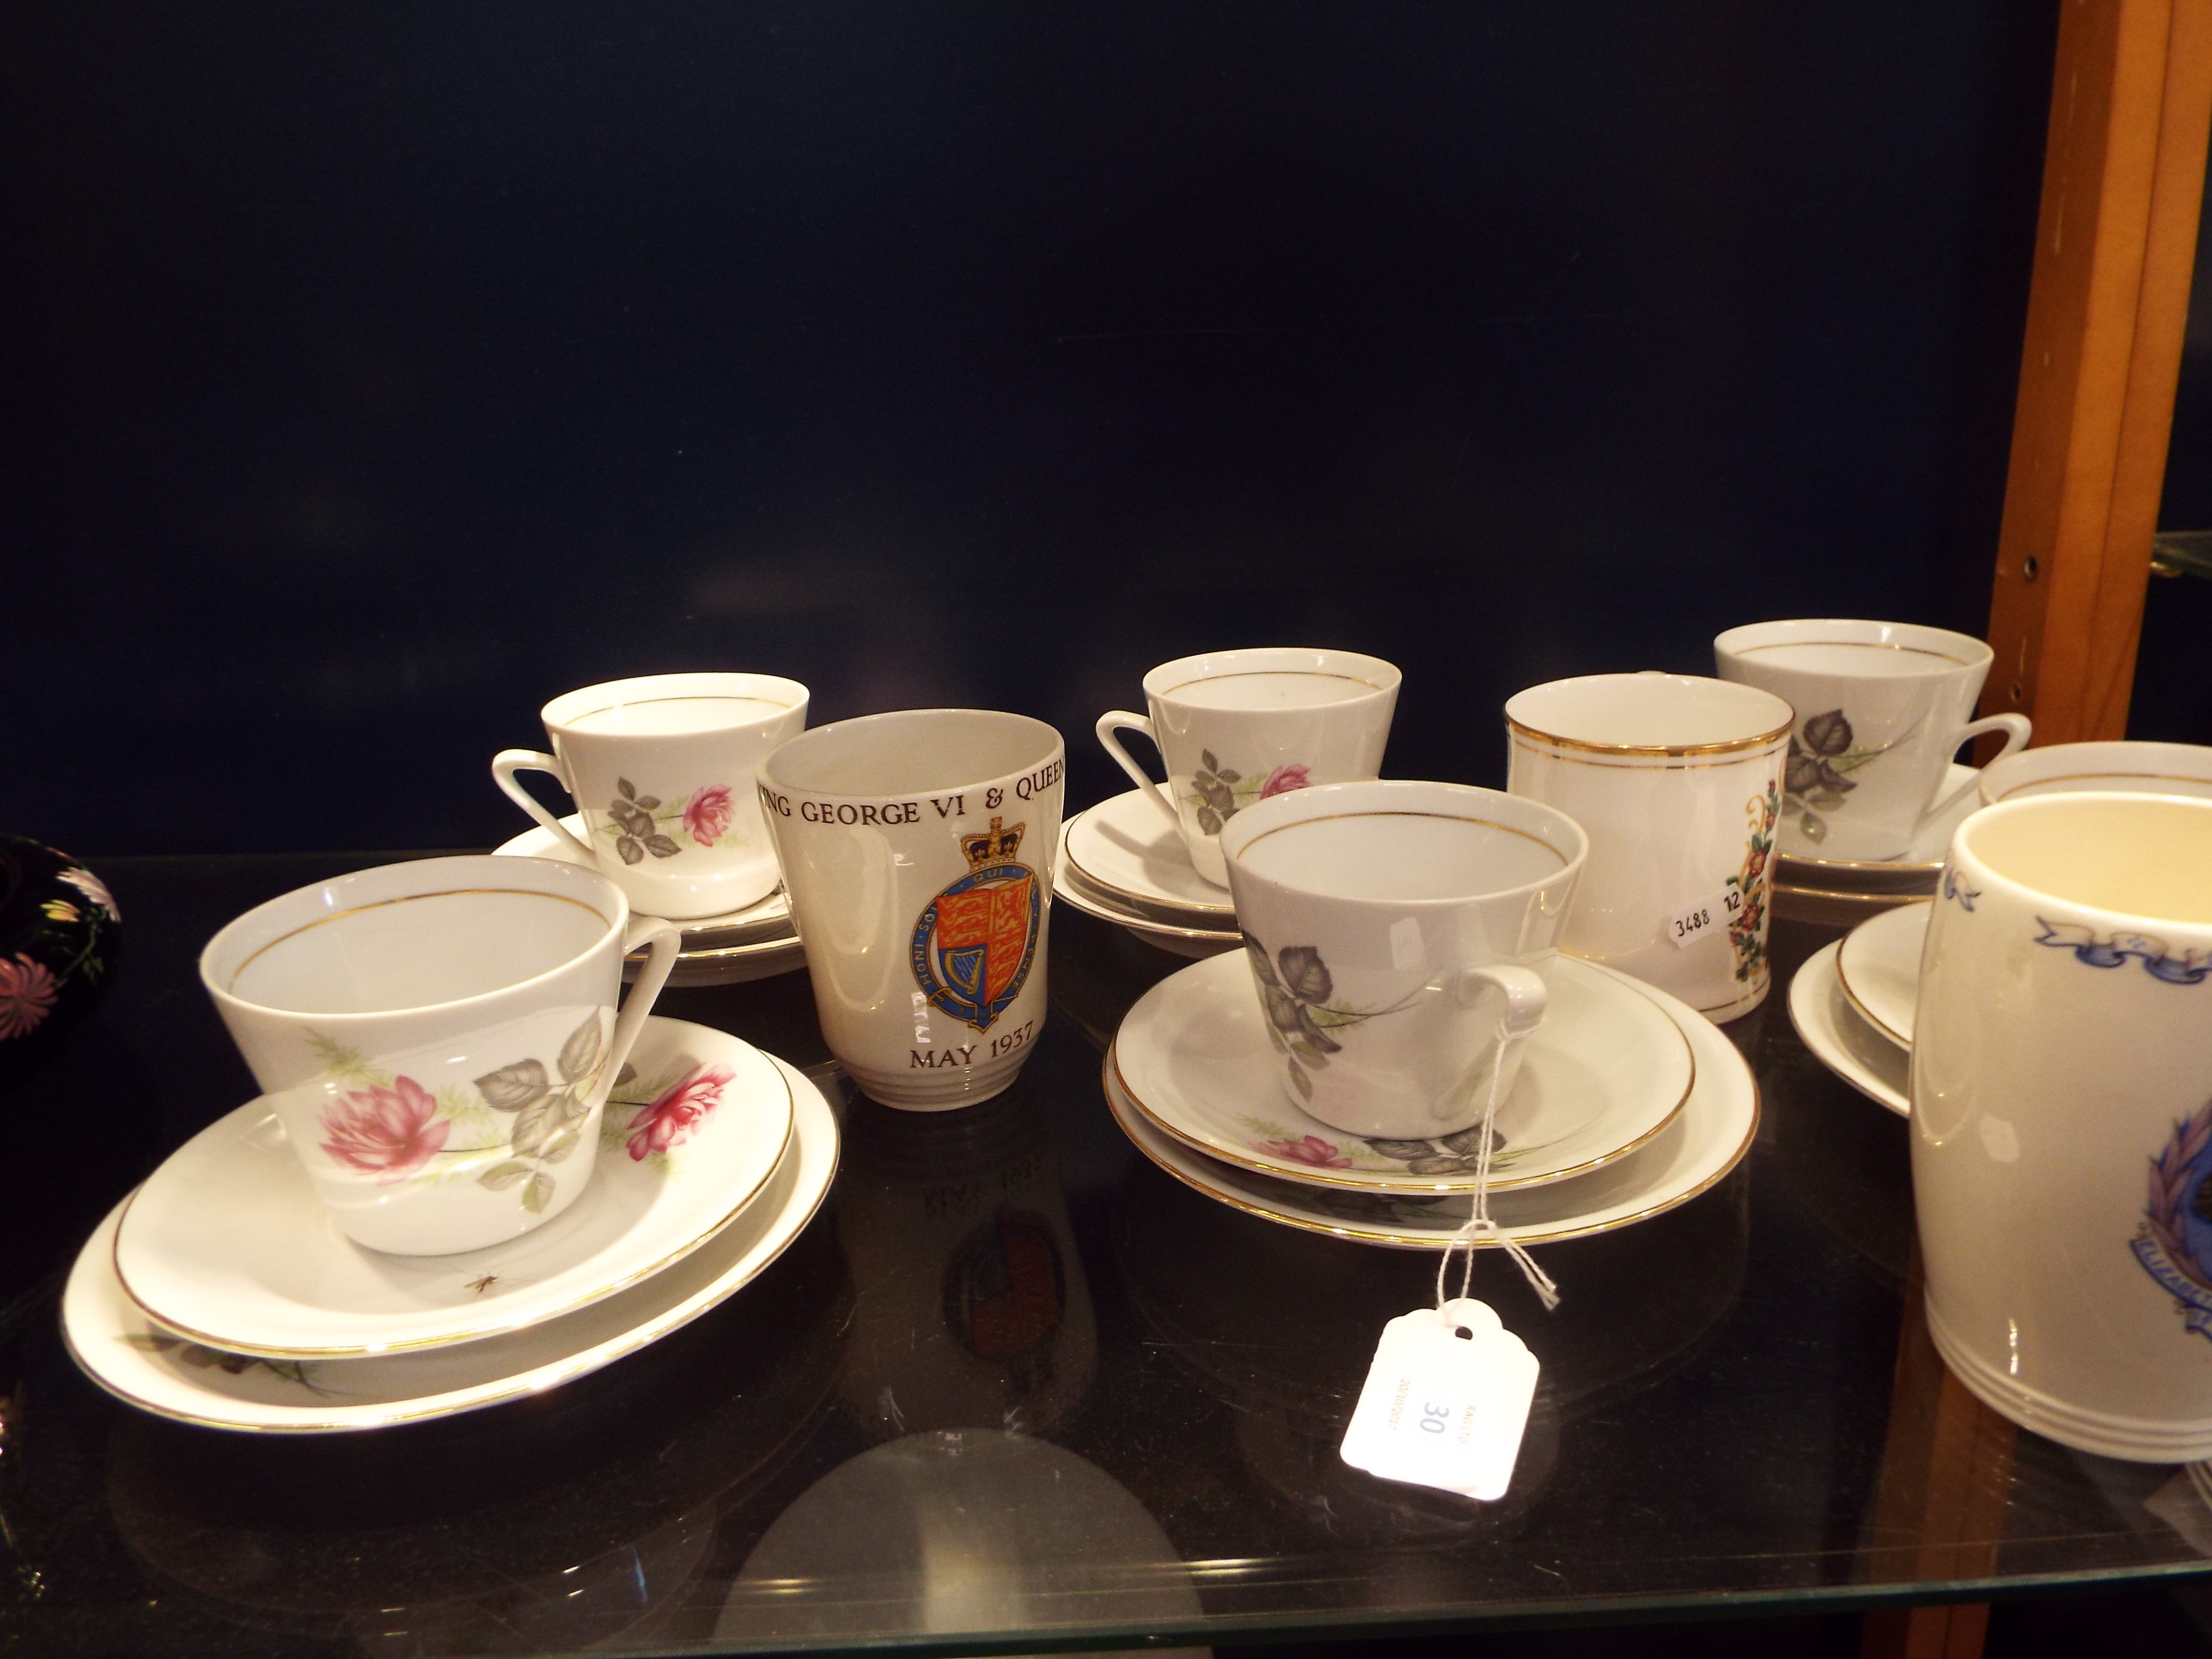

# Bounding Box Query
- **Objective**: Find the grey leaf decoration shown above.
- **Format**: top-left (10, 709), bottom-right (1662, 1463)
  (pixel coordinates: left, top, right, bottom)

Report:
top-left (1198, 777), bottom-right (1236, 814)
top-left (557, 1013), bottom-right (603, 1083)
top-left (1785, 752), bottom-right (1824, 795)
top-left (617, 836), bottom-right (645, 866)
top-left (1367, 1138), bottom-right (1437, 1159)
top-left (612, 802), bottom-right (654, 834)
top-left (1195, 805), bottom-right (1222, 836)
top-left (1439, 1124), bottom-right (1503, 1155)
top-left (477, 1160), bottom-right (533, 1190)
top-left (475, 1059), bottom-right (550, 1112)
top-left (1245, 938), bottom-right (1281, 987)
top-left (642, 834), bottom-right (681, 858)
top-left (1292, 1004), bottom-right (1343, 1053)
top-left (617, 777), bottom-right (638, 801)
top-left (510, 1095), bottom-right (560, 1158)
top-left (1408, 1154), bottom-right (1479, 1175)
top-left (1277, 945), bottom-right (1333, 1003)
top-left (1201, 749), bottom-right (1219, 773)
top-left (1262, 984), bottom-right (1304, 1035)
top-left (1290, 1038), bottom-right (1331, 1069)
top-left (615, 1062), bottom-right (637, 1088)
top-left (555, 1086), bottom-right (594, 1126)
top-left (1215, 768), bottom-right (1240, 783)
top-left (1801, 709), bottom-right (1853, 757)
top-left (632, 794), bottom-right (661, 811)
top-left (541, 1123), bottom-right (583, 1163)
top-left (521, 1172), bottom-right (553, 1214)
top-left (1288, 1064), bottom-right (1314, 1101)
top-left (1262, 1020), bottom-right (1288, 1052)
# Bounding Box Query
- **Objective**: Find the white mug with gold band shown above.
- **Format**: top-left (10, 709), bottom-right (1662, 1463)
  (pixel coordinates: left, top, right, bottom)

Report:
top-left (1505, 673), bottom-right (1792, 1023)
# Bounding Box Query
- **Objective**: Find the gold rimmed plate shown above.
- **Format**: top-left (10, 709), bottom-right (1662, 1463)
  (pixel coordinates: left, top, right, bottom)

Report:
top-left (1110, 950), bottom-right (1694, 1193)
top-left (1103, 964), bottom-right (1755, 1250)
top-left (113, 1017), bottom-right (793, 1359)
top-left (1061, 788), bottom-right (1237, 925)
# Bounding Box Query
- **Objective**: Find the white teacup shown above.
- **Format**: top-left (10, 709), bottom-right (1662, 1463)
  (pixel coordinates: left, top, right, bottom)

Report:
top-left (494, 672), bottom-right (809, 920)
top-left (1096, 647), bottom-right (1400, 888)
top-left (1505, 673), bottom-right (1791, 1022)
top-left (758, 709), bottom-right (1065, 1110)
top-left (1218, 780), bottom-right (1586, 1142)
top-left (1976, 739), bottom-right (2212, 807)
top-left (1713, 619), bottom-right (2030, 859)
top-left (199, 855), bottom-right (683, 1255)
top-left (1912, 793), bottom-right (2212, 1460)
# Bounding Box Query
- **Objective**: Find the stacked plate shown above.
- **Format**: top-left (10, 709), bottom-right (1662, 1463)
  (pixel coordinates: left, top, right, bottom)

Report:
top-left (63, 1017), bottom-right (839, 1431)
top-left (1104, 950), bottom-right (1758, 1248)
top-left (1773, 763), bottom-right (1979, 923)
top-left (1787, 900), bottom-right (1925, 1116)
top-left (495, 817), bottom-right (806, 985)
top-left (1053, 788), bottom-right (1241, 957)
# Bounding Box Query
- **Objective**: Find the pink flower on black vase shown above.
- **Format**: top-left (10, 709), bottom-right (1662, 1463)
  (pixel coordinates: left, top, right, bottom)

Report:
top-left (320, 1076), bottom-right (451, 1182)
top-left (1258, 1133), bottom-right (1351, 1168)
top-left (626, 1064), bottom-right (734, 1160)
top-left (0, 954), bottom-right (58, 1041)
top-left (1259, 764), bottom-right (1312, 799)
top-left (682, 785), bottom-right (735, 847)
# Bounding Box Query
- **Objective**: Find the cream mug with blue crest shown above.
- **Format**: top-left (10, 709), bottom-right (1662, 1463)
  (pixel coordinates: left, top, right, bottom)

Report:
top-left (1912, 792), bottom-right (2212, 1460)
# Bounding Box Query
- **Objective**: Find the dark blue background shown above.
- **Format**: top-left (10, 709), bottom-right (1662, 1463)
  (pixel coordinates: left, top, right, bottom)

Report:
top-left (4, 3), bottom-right (2080, 854)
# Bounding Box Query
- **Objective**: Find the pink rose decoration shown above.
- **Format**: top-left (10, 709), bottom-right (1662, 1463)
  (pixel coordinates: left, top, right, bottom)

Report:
top-left (0, 954), bottom-right (58, 1041)
top-left (1259, 1133), bottom-right (1351, 1168)
top-left (320, 1075), bottom-right (451, 1182)
top-left (682, 785), bottom-right (735, 847)
top-left (1259, 764), bottom-right (1312, 799)
top-left (627, 1064), bottom-right (734, 1160)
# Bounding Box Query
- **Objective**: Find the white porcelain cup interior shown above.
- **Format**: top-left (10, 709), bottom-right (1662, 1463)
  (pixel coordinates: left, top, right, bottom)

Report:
top-left (1219, 780), bottom-right (1586, 1141)
top-left (1503, 673), bottom-right (1791, 1023)
top-left (1976, 739), bottom-right (2212, 807)
top-left (1713, 619), bottom-right (2030, 859)
top-left (1911, 793), bottom-right (2212, 1459)
top-left (1095, 646), bottom-right (1400, 888)
top-left (493, 671), bottom-right (809, 920)
top-left (758, 709), bottom-right (1065, 1111)
top-left (200, 855), bottom-right (682, 1255)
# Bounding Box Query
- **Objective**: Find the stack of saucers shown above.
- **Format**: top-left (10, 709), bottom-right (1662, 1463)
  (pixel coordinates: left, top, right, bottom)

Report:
top-left (496, 817), bottom-right (806, 985)
top-left (63, 1017), bottom-right (840, 1432)
top-left (1053, 788), bottom-right (1241, 957)
top-left (1788, 900), bottom-right (1923, 1116)
top-left (1103, 951), bottom-right (1758, 1249)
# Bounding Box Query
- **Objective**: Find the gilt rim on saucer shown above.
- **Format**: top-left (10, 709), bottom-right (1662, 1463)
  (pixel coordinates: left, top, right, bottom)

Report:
top-left (1787, 942), bottom-right (1910, 1116)
top-left (493, 817), bottom-right (794, 946)
top-left (61, 1054), bottom-right (840, 1433)
top-left (1108, 950), bottom-right (1695, 1194)
top-left (1061, 791), bottom-right (1237, 924)
top-left (1833, 900), bottom-right (1926, 1051)
top-left (112, 1018), bottom-right (794, 1359)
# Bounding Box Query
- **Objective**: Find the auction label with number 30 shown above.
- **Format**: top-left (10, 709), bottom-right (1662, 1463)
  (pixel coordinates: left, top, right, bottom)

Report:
top-left (1339, 1299), bottom-right (1539, 1502)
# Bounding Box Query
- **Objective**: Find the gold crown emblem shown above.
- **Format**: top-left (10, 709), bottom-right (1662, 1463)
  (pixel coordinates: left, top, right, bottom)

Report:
top-left (960, 816), bottom-right (1024, 867)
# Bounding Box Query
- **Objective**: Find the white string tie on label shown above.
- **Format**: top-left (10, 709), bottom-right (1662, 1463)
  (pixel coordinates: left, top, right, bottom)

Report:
top-left (1434, 1012), bottom-right (1560, 1314)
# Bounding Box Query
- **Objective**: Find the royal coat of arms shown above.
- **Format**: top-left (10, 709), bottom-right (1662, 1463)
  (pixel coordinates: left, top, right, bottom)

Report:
top-left (910, 817), bottom-right (1039, 1032)
top-left (2133, 1097), bottom-right (2212, 1340)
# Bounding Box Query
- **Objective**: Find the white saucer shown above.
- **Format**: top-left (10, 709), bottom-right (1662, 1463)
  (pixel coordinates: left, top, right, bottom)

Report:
top-left (1052, 830), bottom-right (1241, 961)
top-left (1774, 763), bottom-right (1978, 896)
top-left (1104, 968), bottom-right (1755, 1250)
top-left (63, 1052), bottom-right (838, 1433)
top-left (1112, 950), bottom-right (1694, 1192)
top-left (495, 820), bottom-right (806, 986)
top-left (114, 1018), bottom-right (794, 1358)
top-left (1062, 789), bottom-right (1235, 924)
top-left (1834, 900), bottom-right (1927, 1049)
top-left (1788, 942), bottom-right (1910, 1116)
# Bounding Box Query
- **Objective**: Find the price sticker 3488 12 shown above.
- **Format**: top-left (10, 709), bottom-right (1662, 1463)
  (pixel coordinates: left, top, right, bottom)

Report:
top-left (1662, 884), bottom-right (1744, 951)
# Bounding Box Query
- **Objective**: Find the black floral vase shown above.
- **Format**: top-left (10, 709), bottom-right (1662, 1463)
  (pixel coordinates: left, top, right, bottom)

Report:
top-left (0, 837), bottom-right (122, 1092)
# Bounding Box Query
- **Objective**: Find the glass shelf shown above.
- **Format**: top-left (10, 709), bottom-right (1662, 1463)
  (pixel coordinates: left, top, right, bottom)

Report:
top-left (0, 854), bottom-right (2206, 1657)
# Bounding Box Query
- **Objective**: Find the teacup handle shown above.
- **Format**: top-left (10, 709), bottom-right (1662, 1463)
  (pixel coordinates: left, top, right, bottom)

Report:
top-left (1094, 712), bottom-right (1181, 828)
top-left (1919, 714), bottom-right (2032, 827)
top-left (595, 917), bottom-right (684, 1108)
top-left (493, 749), bottom-right (598, 862)
top-left (1443, 964), bottom-right (1549, 1126)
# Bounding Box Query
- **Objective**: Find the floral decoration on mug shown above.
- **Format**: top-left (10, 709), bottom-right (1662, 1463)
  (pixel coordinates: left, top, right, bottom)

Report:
top-left (2132, 1095), bottom-right (2212, 1341)
top-left (599, 778), bottom-right (740, 865)
top-left (307, 1013), bottom-right (612, 1214)
top-left (1783, 710), bottom-right (1910, 843)
top-left (1725, 781), bottom-right (1778, 987)
top-left (1246, 936), bottom-right (1426, 1104)
top-left (1186, 751), bottom-right (1311, 837)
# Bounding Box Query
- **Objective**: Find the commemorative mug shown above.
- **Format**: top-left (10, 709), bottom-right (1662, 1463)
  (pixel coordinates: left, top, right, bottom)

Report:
top-left (1095, 648), bottom-right (1400, 888)
top-left (1912, 793), bottom-right (2212, 1460)
top-left (758, 709), bottom-right (1065, 1109)
top-left (1713, 619), bottom-right (2029, 860)
top-left (199, 855), bottom-right (683, 1254)
top-left (1505, 673), bottom-right (1791, 1022)
top-left (494, 672), bottom-right (810, 920)
top-left (1977, 739), bottom-right (2212, 807)
top-left (1218, 781), bottom-right (1585, 1141)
